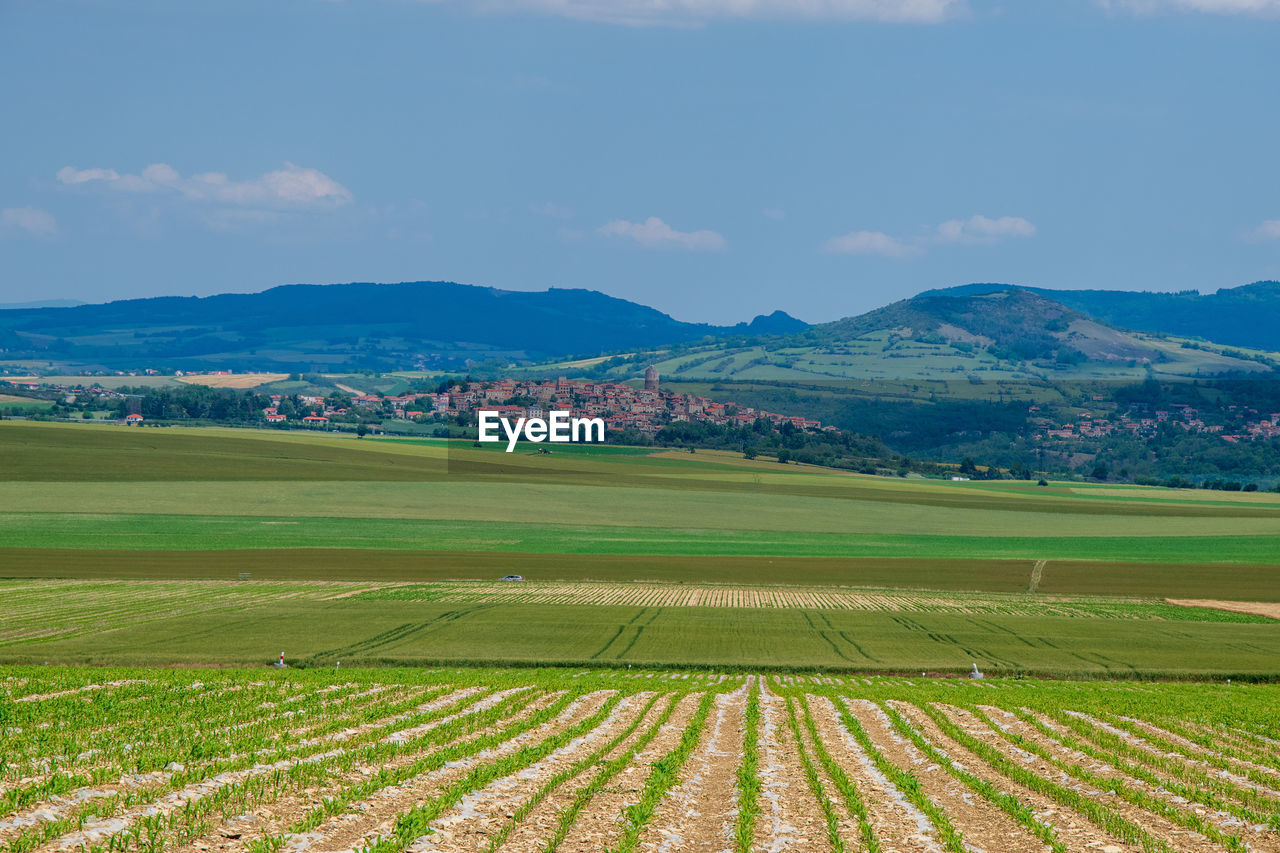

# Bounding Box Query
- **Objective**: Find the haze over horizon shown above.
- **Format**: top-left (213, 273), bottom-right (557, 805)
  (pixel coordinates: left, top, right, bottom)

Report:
top-left (2, 0), bottom-right (1278, 325)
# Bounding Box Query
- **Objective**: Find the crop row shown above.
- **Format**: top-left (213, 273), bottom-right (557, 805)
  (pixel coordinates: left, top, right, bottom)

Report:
top-left (2, 668), bottom-right (1278, 852)
top-left (353, 581), bottom-right (1253, 620)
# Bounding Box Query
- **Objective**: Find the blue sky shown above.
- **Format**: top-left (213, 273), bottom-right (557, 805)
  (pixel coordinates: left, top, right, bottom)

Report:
top-left (2, 0), bottom-right (1278, 324)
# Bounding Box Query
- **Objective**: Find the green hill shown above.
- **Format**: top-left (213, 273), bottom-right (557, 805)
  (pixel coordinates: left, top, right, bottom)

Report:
top-left (935, 281), bottom-right (1280, 352)
top-left (566, 287), bottom-right (1278, 389)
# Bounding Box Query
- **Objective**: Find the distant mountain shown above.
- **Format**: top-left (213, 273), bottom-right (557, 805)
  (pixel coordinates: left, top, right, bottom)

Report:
top-left (0, 281), bottom-right (805, 372)
top-left (930, 281), bottom-right (1280, 352)
top-left (814, 287), bottom-right (1167, 364)
top-left (577, 285), bottom-right (1277, 388)
top-left (0, 299), bottom-right (85, 310)
top-left (735, 309), bottom-right (810, 336)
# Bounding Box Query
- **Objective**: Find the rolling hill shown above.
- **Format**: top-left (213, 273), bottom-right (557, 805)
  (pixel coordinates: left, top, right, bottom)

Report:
top-left (572, 286), bottom-right (1279, 389)
top-left (932, 281), bottom-right (1280, 352)
top-left (0, 281), bottom-right (805, 372)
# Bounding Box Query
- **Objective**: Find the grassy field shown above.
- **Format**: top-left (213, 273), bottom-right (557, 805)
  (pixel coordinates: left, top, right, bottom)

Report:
top-left (4, 580), bottom-right (1277, 675)
top-left (3, 667), bottom-right (1279, 853)
top-left (5, 514), bottom-right (1280, 565)
top-left (1, 420), bottom-right (1278, 675)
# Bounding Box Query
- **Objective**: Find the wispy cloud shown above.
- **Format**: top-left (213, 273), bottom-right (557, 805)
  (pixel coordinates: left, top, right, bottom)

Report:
top-left (598, 216), bottom-right (725, 250)
top-left (57, 162), bottom-right (352, 208)
top-left (1254, 219), bottom-right (1280, 240)
top-left (0, 207), bottom-right (57, 238)
top-left (936, 214), bottom-right (1036, 243)
top-left (826, 213), bottom-right (1036, 258)
top-left (1099, 0), bottom-right (1280, 15)
top-left (531, 201), bottom-right (573, 219)
top-left (453, 0), bottom-right (965, 25)
top-left (824, 230), bottom-right (916, 257)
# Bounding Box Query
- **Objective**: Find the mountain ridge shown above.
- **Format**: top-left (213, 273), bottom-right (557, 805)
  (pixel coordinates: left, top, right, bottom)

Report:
top-left (922, 281), bottom-right (1280, 351)
top-left (0, 280), bottom-right (805, 371)
top-left (4, 277), bottom-right (1279, 377)
top-left (571, 284), bottom-right (1278, 388)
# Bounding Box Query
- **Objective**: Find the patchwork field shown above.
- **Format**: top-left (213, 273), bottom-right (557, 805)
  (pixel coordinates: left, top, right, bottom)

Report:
top-left (175, 373), bottom-right (290, 389)
top-left (3, 668), bottom-right (1280, 853)
top-left (3, 421), bottom-right (1280, 850)
top-left (3, 578), bottom-right (1277, 676)
top-left (1, 421), bottom-right (1278, 675)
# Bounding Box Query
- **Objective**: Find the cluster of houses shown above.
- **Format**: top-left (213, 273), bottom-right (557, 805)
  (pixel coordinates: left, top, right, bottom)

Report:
top-left (278, 374), bottom-right (831, 436)
top-left (263, 394), bottom-right (343, 426)
top-left (2, 380), bottom-right (124, 399)
top-left (1034, 402), bottom-right (1280, 444)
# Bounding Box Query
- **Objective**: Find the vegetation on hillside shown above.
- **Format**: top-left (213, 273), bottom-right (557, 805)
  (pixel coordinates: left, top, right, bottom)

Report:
top-left (0, 280), bottom-right (805, 372)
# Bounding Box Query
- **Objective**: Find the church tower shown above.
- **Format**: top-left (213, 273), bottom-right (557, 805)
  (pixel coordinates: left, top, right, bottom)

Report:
top-left (643, 364), bottom-right (659, 392)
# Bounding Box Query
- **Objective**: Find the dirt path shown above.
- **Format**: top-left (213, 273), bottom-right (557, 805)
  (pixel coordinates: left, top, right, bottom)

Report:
top-left (786, 693), bottom-right (877, 852)
top-left (638, 683), bottom-right (747, 852)
top-left (145, 689), bottom-right (551, 853)
top-left (1108, 713), bottom-right (1280, 788)
top-left (1002, 708), bottom-right (1280, 851)
top-left (1054, 709), bottom-right (1280, 800)
top-left (553, 692), bottom-right (703, 852)
top-left (497, 692), bottom-right (670, 853)
top-left (284, 691), bottom-right (609, 853)
top-left (754, 685), bottom-right (827, 851)
top-left (1028, 560), bottom-right (1047, 593)
top-left (402, 693), bottom-right (645, 852)
top-left (808, 695), bottom-right (939, 852)
top-left (844, 698), bottom-right (1049, 853)
top-left (929, 703), bottom-right (1232, 853)
top-left (1183, 721), bottom-right (1280, 776)
top-left (2, 687), bottom-right (429, 846)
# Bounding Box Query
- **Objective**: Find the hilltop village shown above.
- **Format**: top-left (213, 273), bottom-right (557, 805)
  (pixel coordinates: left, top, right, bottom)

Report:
top-left (328, 368), bottom-right (830, 436)
top-left (5, 371), bottom-right (1280, 445)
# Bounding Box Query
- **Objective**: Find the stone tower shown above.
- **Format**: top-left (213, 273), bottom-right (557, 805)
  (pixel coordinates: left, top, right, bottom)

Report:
top-left (643, 364), bottom-right (659, 392)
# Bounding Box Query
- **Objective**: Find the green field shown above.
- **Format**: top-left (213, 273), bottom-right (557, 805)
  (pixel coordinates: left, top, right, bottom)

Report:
top-left (7, 667), bottom-right (1279, 853)
top-left (1, 421), bottom-right (1278, 676)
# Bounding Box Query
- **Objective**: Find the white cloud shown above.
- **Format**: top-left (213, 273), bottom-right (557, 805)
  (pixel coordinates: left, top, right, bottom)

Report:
top-left (936, 214), bottom-right (1036, 243)
top-left (0, 207), bottom-right (57, 238)
top-left (1100, 0), bottom-right (1280, 15)
top-left (1254, 220), bottom-right (1280, 240)
top-left (55, 167), bottom-right (120, 185)
top-left (826, 213), bottom-right (1035, 258)
top-left (597, 216), bottom-right (725, 250)
top-left (823, 230), bottom-right (916, 257)
top-left (57, 162), bottom-right (352, 208)
top-left (460, 0), bottom-right (964, 25)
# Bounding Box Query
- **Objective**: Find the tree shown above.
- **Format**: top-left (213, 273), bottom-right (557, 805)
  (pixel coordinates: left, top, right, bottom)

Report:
top-left (1091, 464), bottom-right (1109, 481)
top-left (356, 423), bottom-right (369, 439)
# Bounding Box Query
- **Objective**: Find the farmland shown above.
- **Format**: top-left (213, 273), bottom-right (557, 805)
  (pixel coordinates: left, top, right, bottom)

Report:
top-left (3, 405), bottom-right (1280, 853)
top-left (3, 668), bottom-right (1280, 853)
top-left (1, 420), bottom-right (1278, 676)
